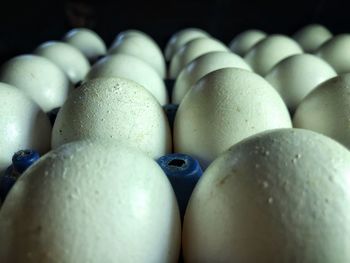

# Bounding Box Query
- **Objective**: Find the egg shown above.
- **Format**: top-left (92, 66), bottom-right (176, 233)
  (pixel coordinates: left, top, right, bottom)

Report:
top-left (86, 54), bottom-right (168, 105)
top-left (265, 54), bottom-right (337, 112)
top-left (63, 28), bottom-right (107, 62)
top-left (169, 37), bottom-right (229, 79)
top-left (52, 77), bottom-right (171, 159)
top-left (315, 34), bottom-right (350, 74)
top-left (174, 68), bottom-right (292, 168)
top-left (293, 24), bottom-right (332, 53)
top-left (165, 28), bottom-right (210, 61)
top-left (0, 83), bottom-right (51, 173)
top-left (229, 29), bottom-right (267, 56)
top-left (183, 128), bottom-right (350, 262)
top-left (0, 140), bottom-right (181, 262)
top-left (34, 41), bottom-right (90, 84)
top-left (244, 34), bottom-right (303, 76)
top-left (172, 51), bottom-right (252, 104)
top-left (109, 32), bottom-right (166, 79)
top-left (0, 55), bottom-right (71, 112)
top-left (293, 73), bottom-right (350, 149)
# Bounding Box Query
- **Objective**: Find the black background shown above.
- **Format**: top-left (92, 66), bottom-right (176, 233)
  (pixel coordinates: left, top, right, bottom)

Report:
top-left (0, 0), bottom-right (349, 64)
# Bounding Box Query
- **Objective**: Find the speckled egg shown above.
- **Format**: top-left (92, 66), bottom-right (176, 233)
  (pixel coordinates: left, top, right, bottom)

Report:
top-left (174, 68), bottom-right (292, 168)
top-left (183, 128), bottom-right (350, 263)
top-left (0, 140), bottom-right (181, 262)
top-left (229, 29), bottom-right (267, 56)
top-left (0, 55), bottom-right (71, 112)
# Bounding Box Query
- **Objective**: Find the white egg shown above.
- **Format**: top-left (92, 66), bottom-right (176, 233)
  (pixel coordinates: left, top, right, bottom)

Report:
top-left (0, 140), bottom-right (181, 262)
top-left (63, 28), bottom-right (107, 62)
top-left (169, 37), bottom-right (229, 79)
top-left (174, 68), bottom-right (292, 168)
top-left (0, 83), bottom-right (51, 173)
top-left (86, 54), bottom-right (168, 105)
top-left (0, 55), bottom-right (71, 112)
top-left (34, 41), bottom-right (90, 84)
top-left (293, 24), bottom-right (332, 53)
top-left (165, 28), bottom-right (210, 61)
top-left (229, 29), bottom-right (267, 56)
top-left (172, 51), bottom-right (252, 104)
top-left (183, 128), bottom-right (350, 263)
top-left (52, 77), bottom-right (171, 159)
top-left (265, 54), bottom-right (336, 112)
top-left (109, 33), bottom-right (166, 79)
top-left (315, 34), bottom-right (350, 74)
top-left (293, 73), bottom-right (350, 149)
top-left (244, 34), bottom-right (303, 76)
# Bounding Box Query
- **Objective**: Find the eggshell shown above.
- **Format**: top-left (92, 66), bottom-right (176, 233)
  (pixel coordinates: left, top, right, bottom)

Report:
top-left (0, 140), bottom-right (181, 262)
top-left (109, 33), bottom-right (166, 79)
top-left (315, 34), bottom-right (350, 74)
top-left (52, 77), bottom-right (171, 159)
top-left (63, 28), bottom-right (107, 62)
top-left (169, 37), bottom-right (229, 79)
top-left (183, 128), bottom-right (350, 262)
top-left (0, 55), bottom-right (71, 112)
top-left (86, 53), bottom-right (168, 105)
top-left (174, 68), bottom-right (292, 168)
top-left (165, 28), bottom-right (210, 61)
top-left (34, 41), bottom-right (90, 84)
top-left (229, 29), bottom-right (267, 56)
top-left (244, 34), bottom-right (303, 76)
top-left (172, 51), bottom-right (252, 104)
top-left (293, 24), bottom-right (332, 53)
top-left (293, 73), bottom-right (350, 149)
top-left (0, 83), bottom-right (51, 173)
top-left (265, 54), bottom-right (336, 112)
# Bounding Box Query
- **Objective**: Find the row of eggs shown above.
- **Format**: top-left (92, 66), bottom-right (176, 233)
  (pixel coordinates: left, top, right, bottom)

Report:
top-left (0, 24), bottom-right (349, 262)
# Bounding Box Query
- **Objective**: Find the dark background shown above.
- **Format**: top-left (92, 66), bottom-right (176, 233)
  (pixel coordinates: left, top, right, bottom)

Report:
top-left (0, 0), bottom-right (349, 65)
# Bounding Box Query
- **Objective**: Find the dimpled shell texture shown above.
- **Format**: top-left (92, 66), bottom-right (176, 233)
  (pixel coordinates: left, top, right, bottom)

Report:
top-left (0, 55), bottom-right (71, 112)
top-left (86, 54), bottom-right (168, 105)
top-left (229, 29), bottom-right (267, 56)
top-left (52, 78), bottom-right (171, 159)
top-left (265, 54), bottom-right (337, 111)
top-left (316, 34), bottom-right (350, 74)
top-left (174, 68), bottom-right (292, 168)
top-left (183, 128), bottom-right (350, 263)
top-left (169, 38), bottom-right (229, 79)
top-left (34, 41), bottom-right (90, 84)
top-left (63, 28), bottom-right (107, 62)
top-left (244, 34), bottom-right (303, 76)
top-left (0, 140), bottom-right (181, 263)
top-left (0, 83), bottom-right (51, 173)
top-left (293, 24), bottom-right (332, 53)
top-left (293, 74), bottom-right (350, 149)
top-left (172, 51), bottom-right (252, 104)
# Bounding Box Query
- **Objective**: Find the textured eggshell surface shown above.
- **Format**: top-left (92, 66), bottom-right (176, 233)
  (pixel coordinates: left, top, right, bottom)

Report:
top-left (316, 34), bottom-right (350, 74)
top-left (0, 55), bottom-right (71, 112)
top-left (174, 68), bottom-right (292, 168)
top-left (169, 37), bottom-right (229, 79)
top-left (293, 73), bottom-right (350, 149)
top-left (229, 29), bottom-right (267, 56)
top-left (86, 54), bottom-right (168, 105)
top-left (63, 28), bottom-right (107, 62)
top-left (109, 34), bottom-right (166, 78)
top-left (34, 41), bottom-right (90, 84)
top-left (165, 28), bottom-right (210, 61)
top-left (265, 54), bottom-right (337, 111)
top-left (172, 51), bottom-right (252, 104)
top-left (244, 34), bottom-right (303, 76)
top-left (52, 77), bottom-right (171, 159)
top-left (293, 24), bottom-right (332, 53)
top-left (0, 83), bottom-right (51, 173)
top-left (183, 128), bottom-right (350, 263)
top-left (0, 140), bottom-right (181, 263)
